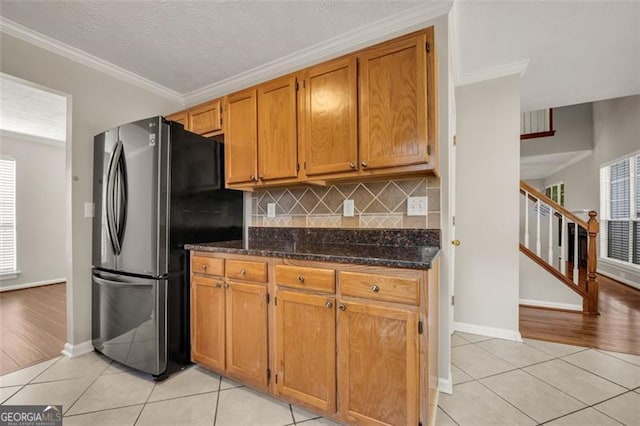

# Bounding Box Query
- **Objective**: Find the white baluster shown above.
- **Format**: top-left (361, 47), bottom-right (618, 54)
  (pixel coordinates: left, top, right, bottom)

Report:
top-left (573, 224), bottom-right (579, 285)
top-left (548, 206), bottom-right (554, 264)
top-left (524, 191), bottom-right (530, 248)
top-left (560, 215), bottom-right (567, 274)
top-left (536, 200), bottom-right (541, 256)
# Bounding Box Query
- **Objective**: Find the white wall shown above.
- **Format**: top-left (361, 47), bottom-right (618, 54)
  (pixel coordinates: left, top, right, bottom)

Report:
top-left (545, 95), bottom-right (640, 288)
top-left (454, 74), bottom-right (521, 340)
top-left (521, 103), bottom-right (593, 157)
top-left (519, 253), bottom-right (582, 310)
top-left (0, 135), bottom-right (66, 289)
top-left (0, 33), bottom-right (182, 346)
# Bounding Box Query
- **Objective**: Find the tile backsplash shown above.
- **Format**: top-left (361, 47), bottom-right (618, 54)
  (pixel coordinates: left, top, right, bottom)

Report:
top-left (251, 177), bottom-right (440, 229)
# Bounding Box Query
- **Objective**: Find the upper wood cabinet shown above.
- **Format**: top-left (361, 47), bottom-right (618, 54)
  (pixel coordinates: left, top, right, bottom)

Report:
top-left (225, 89), bottom-right (258, 185)
top-left (359, 33), bottom-right (430, 171)
top-left (165, 111), bottom-right (188, 127)
top-left (275, 290), bottom-right (336, 412)
top-left (302, 57), bottom-right (358, 176)
top-left (337, 301), bottom-right (419, 425)
top-left (257, 75), bottom-right (299, 181)
top-left (188, 99), bottom-right (223, 136)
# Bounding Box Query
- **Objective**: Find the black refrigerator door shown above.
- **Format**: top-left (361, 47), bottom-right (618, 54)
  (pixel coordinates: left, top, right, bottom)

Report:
top-left (92, 270), bottom-right (166, 376)
top-left (114, 116), bottom-right (169, 277)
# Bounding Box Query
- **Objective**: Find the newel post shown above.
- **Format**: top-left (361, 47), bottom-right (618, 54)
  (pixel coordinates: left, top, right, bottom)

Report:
top-left (585, 211), bottom-right (599, 314)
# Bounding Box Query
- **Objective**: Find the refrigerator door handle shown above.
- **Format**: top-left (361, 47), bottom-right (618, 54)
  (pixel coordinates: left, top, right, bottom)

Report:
top-left (93, 274), bottom-right (153, 288)
top-left (115, 147), bottom-right (128, 252)
top-left (106, 140), bottom-right (123, 255)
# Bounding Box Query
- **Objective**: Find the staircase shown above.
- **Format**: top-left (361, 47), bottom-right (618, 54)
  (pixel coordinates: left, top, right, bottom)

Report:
top-left (519, 181), bottom-right (599, 314)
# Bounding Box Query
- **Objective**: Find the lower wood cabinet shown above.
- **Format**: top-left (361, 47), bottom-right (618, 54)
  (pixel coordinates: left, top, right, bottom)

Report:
top-left (337, 301), bottom-right (419, 426)
top-left (274, 290), bottom-right (336, 412)
top-left (190, 252), bottom-right (438, 425)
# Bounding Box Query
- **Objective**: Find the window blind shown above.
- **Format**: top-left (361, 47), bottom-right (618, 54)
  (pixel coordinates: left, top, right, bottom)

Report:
top-left (610, 159), bottom-right (630, 220)
top-left (636, 154), bottom-right (640, 219)
top-left (0, 158), bottom-right (16, 274)
top-left (607, 221), bottom-right (630, 262)
top-left (634, 222), bottom-right (640, 265)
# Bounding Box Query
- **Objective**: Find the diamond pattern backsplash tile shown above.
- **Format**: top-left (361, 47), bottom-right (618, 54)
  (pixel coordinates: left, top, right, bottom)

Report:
top-left (251, 177), bottom-right (440, 229)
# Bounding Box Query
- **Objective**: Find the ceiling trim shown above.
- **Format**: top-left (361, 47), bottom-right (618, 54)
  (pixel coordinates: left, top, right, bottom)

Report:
top-left (183, 1), bottom-right (453, 106)
top-left (0, 17), bottom-right (184, 104)
top-left (0, 129), bottom-right (65, 147)
top-left (456, 58), bottom-right (530, 87)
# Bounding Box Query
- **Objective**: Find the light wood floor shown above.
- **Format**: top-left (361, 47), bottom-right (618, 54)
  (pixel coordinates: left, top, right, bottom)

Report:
top-left (0, 283), bottom-right (66, 375)
top-left (520, 273), bottom-right (640, 355)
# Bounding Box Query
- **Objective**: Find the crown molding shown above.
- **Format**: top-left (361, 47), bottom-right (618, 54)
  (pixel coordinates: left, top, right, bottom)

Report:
top-left (183, 1), bottom-right (453, 106)
top-left (0, 129), bottom-right (65, 147)
top-left (0, 17), bottom-right (184, 104)
top-left (455, 58), bottom-right (530, 87)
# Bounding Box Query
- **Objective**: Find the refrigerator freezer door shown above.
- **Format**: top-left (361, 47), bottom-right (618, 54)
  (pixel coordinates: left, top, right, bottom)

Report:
top-left (92, 128), bottom-right (119, 271)
top-left (115, 117), bottom-right (169, 277)
top-left (92, 270), bottom-right (167, 376)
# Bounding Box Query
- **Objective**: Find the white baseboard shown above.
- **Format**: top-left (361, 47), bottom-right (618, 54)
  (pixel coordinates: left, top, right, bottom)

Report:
top-left (454, 321), bottom-right (522, 342)
top-left (597, 268), bottom-right (640, 290)
top-left (519, 298), bottom-right (581, 312)
top-left (61, 341), bottom-right (94, 358)
top-left (0, 278), bottom-right (66, 292)
top-left (438, 376), bottom-right (453, 395)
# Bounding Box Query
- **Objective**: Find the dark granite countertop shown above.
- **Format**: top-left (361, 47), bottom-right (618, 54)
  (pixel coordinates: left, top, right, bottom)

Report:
top-left (185, 228), bottom-right (440, 269)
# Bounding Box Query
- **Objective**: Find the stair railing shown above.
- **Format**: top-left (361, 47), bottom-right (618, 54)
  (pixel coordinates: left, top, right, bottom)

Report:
top-left (519, 181), bottom-right (599, 314)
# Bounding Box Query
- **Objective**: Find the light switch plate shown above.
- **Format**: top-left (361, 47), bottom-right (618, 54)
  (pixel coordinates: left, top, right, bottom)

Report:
top-left (407, 197), bottom-right (428, 216)
top-left (343, 199), bottom-right (355, 217)
top-left (267, 203), bottom-right (276, 218)
top-left (84, 202), bottom-right (95, 218)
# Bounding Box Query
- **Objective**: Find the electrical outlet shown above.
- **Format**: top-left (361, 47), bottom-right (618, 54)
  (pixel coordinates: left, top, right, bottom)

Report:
top-left (343, 199), bottom-right (355, 217)
top-left (407, 196), bottom-right (428, 216)
top-left (267, 203), bottom-right (276, 218)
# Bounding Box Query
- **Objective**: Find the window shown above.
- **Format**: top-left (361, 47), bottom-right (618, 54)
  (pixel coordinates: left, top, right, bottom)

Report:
top-left (545, 182), bottom-right (564, 206)
top-left (0, 158), bottom-right (17, 275)
top-left (600, 152), bottom-right (640, 267)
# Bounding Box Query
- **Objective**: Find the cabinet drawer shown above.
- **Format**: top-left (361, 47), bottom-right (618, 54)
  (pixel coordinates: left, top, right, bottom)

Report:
top-left (226, 259), bottom-right (268, 283)
top-left (192, 256), bottom-right (224, 277)
top-left (339, 271), bottom-right (419, 305)
top-left (275, 265), bottom-right (335, 293)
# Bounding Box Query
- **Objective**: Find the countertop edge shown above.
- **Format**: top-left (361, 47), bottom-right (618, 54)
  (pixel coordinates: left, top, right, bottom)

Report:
top-left (184, 243), bottom-right (439, 270)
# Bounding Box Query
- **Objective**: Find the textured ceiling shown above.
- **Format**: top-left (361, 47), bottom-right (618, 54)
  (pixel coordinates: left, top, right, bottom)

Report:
top-left (456, 1), bottom-right (640, 111)
top-left (0, 76), bottom-right (67, 143)
top-left (0, 0), bottom-right (425, 94)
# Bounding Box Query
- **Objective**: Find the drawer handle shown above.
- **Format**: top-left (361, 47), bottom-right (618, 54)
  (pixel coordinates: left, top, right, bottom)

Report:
top-left (200, 264), bottom-right (208, 270)
top-left (325, 300), bottom-right (333, 309)
top-left (361, 161), bottom-right (368, 168)
top-left (239, 268), bottom-right (247, 276)
top-left (215, 283), bottom-right (222, 288)
top-left (338, 303), bottom-right (346, 311)
top-left (370, 284), bottom-right (380, 293)
top-left (348, 161), bottom-right (356, 169)
top-left (297, 275), bottom-right (305, 283)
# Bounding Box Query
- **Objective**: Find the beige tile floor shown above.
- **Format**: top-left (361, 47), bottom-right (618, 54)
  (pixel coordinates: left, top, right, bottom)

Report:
top-left (0, 333), bottom-right (638, 425)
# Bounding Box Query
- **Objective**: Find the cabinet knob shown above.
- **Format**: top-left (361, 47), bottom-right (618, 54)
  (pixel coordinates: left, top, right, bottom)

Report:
top-left (361, 161), bottom-right (368, 168)
top-left (325, 300), bottom-right (333, 309)
top-left (224, 283), bottom-right (230, 289)
top-left (239, 268), bottom-right (247, 275)
top-left (297, 275), bottom-right (305, 283)
top-left (348, 162), bottom-right (356, 169)
top-left (370, 284), bottom-right (380, 293)
top-left (250, 175), bottom-right (256, 182)
top-left (338, 303), bottom-right (346, 311)
top-left (215, 283), bottom-right (222, 288)
top-left (200, 264), bottom-right (208, 270)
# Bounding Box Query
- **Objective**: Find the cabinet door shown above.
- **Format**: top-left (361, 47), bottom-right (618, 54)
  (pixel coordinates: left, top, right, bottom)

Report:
top-left (359, 34), bottom-right (429, 170)
top-left (257, 76), bottom-right (298, 181)
top-left (338, 301), bottom-right (419, 425)
top-left (166, 111), bottom-right (188, 129)
top-left (191, 277), bottom-right (225, 371)
top-left (225, 89), bottom-right (258, 185)
top-left (226, 282), bottom-right (269, 390)
top-left (275, 291), bottom-right (336, 412)
top-left (188, 99), bottom-right (223, 135)
top-left (303, 57), bottom-right (358, 176)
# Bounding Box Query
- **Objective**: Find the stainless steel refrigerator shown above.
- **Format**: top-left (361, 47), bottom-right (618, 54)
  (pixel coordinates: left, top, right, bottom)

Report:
top-left (91, 116), bottom-right (243, 379)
